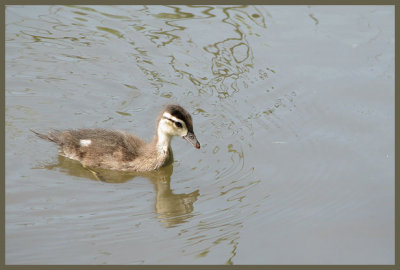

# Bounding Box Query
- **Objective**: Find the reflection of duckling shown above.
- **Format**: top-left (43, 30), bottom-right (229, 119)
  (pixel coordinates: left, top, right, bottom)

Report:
top-left (151, 170), bottom-right (200, 227)
top-left (146, 165), bottom-right (200, 227)
top-left (32, 105), bottom-right (200, 172)
top-left (40, 157), bottom-right (200, 228)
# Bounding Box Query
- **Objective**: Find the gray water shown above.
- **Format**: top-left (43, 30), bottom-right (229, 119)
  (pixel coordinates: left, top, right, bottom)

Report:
top-left (5, 5), bottom-right (394, 264)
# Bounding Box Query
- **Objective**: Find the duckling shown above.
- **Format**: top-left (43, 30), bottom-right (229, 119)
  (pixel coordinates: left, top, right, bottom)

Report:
top-left (31, 104), bottom-right (200, 172)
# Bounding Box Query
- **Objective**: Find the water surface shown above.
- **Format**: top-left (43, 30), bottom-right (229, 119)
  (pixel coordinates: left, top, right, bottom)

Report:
top-left (5, 5), bottom-right (394, 264)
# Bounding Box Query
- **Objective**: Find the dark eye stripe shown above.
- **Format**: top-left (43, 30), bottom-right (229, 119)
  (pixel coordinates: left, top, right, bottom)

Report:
top-left (163, 116), bottom-right (183, 128)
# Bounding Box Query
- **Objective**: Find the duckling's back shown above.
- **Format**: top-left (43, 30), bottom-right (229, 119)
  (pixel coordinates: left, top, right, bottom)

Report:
top-left (32, 129), bottom-right (147, 170)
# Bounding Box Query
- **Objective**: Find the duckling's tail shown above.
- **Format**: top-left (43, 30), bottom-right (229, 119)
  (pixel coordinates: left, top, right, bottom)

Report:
top-left (30, 129), bottom-right (60, 144)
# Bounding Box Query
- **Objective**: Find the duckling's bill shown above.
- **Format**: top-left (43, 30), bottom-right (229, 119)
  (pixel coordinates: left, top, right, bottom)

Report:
top-left (183, 132), bottom-right (200, 149)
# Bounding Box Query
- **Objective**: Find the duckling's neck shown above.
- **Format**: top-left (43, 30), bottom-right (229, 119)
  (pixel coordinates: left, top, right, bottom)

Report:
top-left (155, 129), bottom-right (172, 155)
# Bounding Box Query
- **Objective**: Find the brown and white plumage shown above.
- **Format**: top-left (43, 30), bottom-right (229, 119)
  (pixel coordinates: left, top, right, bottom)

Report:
top-left (31, 105), bottom-right (200, 172)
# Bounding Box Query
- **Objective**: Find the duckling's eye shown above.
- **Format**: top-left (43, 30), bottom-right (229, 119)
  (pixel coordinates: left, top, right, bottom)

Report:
top-left (175, 122), bottom-right (183, 128)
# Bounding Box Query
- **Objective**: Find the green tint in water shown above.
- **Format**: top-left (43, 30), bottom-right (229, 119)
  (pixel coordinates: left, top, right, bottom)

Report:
top-left (96, 26), bottom-right (124, 38)
top-left (116, 111), bottom-right (131, 116)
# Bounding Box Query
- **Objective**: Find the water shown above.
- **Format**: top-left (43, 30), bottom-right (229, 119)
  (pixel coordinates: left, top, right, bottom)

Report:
top-left (5, 5), bottom-right (394, 264)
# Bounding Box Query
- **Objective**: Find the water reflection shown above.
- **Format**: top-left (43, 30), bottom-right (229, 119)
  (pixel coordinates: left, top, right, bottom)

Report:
top-left (42, 5), bottom-right (272, 99)
top-left (165, 6), bottom-right (267, 98)
top-left (59, 5), bottom-right (268, 99)
top-left (39, 156), bottom-right (199, 228)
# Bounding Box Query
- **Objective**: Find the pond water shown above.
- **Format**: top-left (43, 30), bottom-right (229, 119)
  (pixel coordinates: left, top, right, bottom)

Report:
top-left (5, 5), bottom-right (394, 264)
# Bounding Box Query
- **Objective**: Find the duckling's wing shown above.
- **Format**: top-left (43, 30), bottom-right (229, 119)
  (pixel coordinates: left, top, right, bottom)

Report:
top-left (35, 129), bottom-right (145, 164)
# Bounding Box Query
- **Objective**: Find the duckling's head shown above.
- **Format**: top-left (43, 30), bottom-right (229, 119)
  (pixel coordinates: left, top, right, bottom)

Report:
top-left (157, 105), bottom-right (200, 149)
